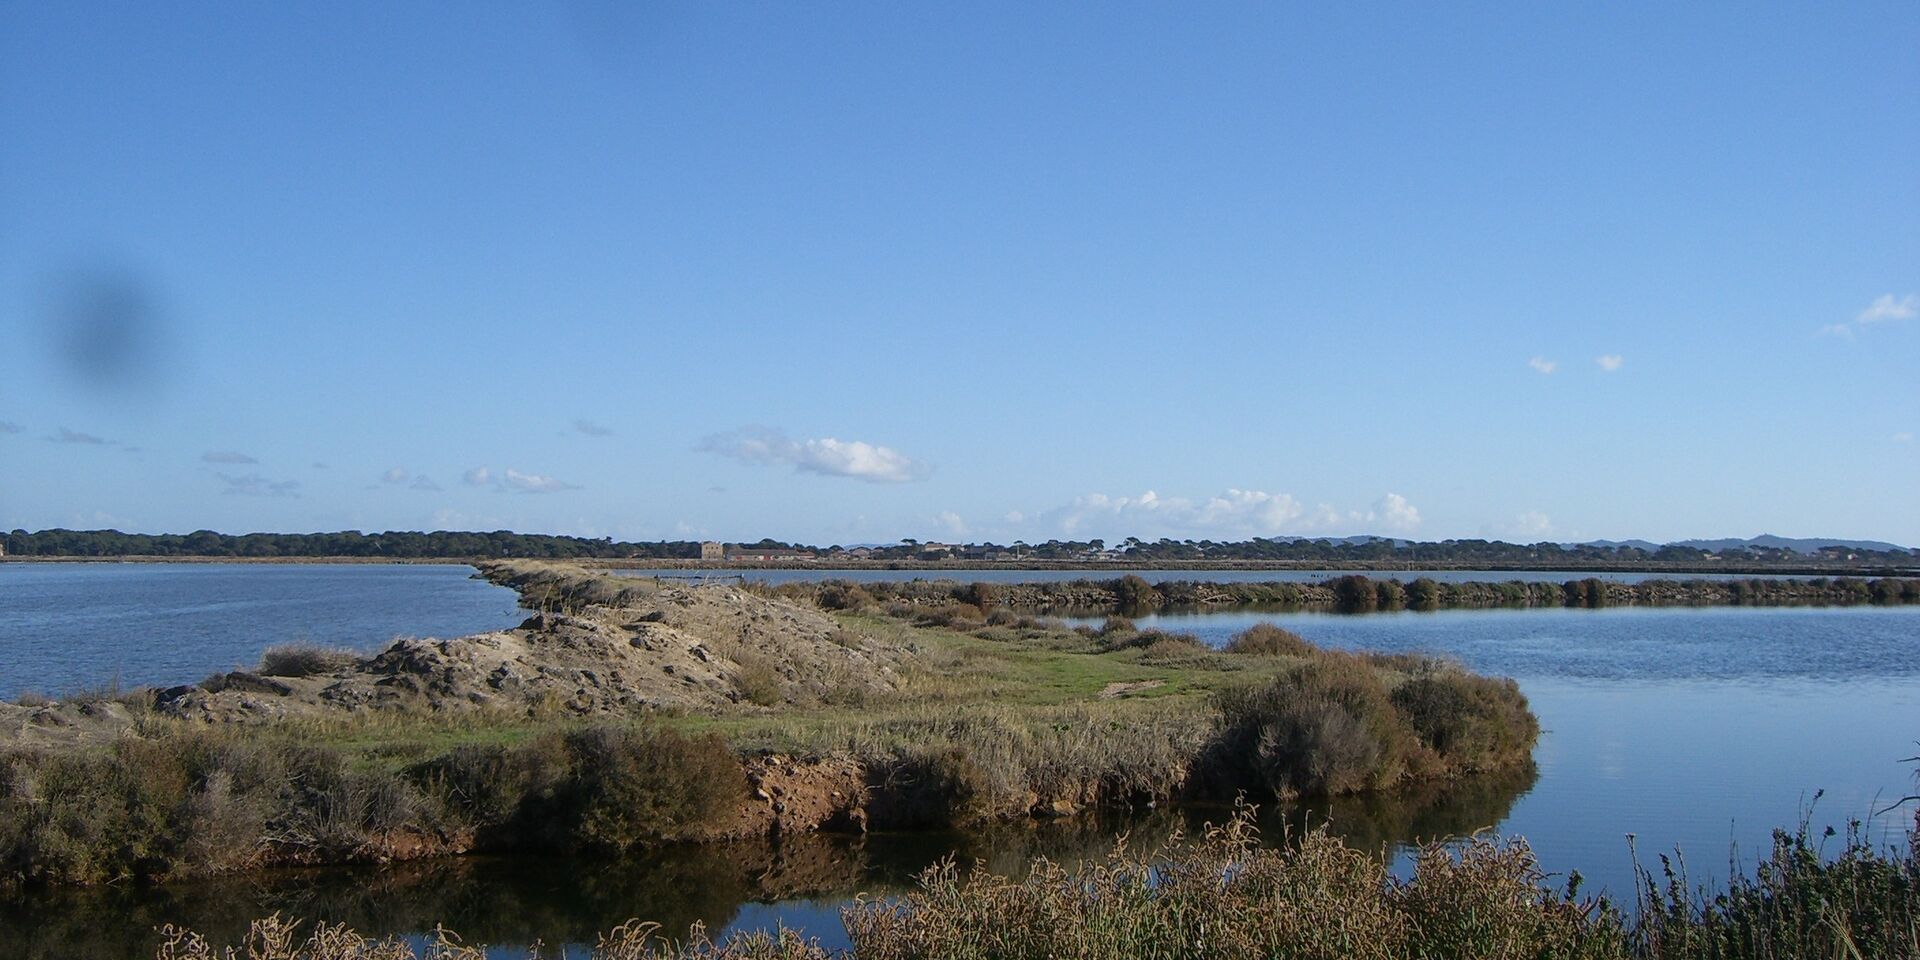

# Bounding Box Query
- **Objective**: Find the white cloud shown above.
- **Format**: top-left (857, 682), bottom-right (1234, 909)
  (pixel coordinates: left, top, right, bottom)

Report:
top-left (573, 419), bottom-right (613, 437)
top-left (1364, 492), bottom-right (1423, 534)
top-left (217, 473), bottom-right (300, 497)
top-left (1528, 356), bottom-right (1558, 374)
top-left (935, 511), bottom-right (970, 537)
top-left (1018, 487), bottom-right (1426, 541)
top-left (462, 467), bottom-right (492, 486)
top-left (1858, 293), bottom-right (1916, 325)
top-left (1819, 294), bottom-right (1915, 338)
top-left (1595, 354), bottom-right (1624, 372)
top-left (202, 450), bottom-right (257, 464)
top-left (699, 426), bottom-right (930, 483)
top-left (1510, 510), bottom-right (1554, 539)
top-left (502, 469), bottom-right (579, 493)
top-left (1896, 432), bottom-right (1915, 444)
top-left (381, 467), bottom-right (409, 484)
top-left (1046, 489), bottom-right (1305, 540)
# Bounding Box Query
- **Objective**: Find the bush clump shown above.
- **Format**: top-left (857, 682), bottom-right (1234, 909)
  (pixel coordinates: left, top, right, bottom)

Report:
top-left (256, 643), bottom-right (360, 677)
top-left (1390, 673), bottom-right (1538, 774)
top-left (1216, 654), bottom-right (1417, 796)
top-left (1223, 623), bottom-right (1313, 657)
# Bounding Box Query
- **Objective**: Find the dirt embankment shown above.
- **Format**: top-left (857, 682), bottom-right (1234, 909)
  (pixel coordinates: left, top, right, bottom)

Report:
top-left (1, 562), bottom-right (917, 740)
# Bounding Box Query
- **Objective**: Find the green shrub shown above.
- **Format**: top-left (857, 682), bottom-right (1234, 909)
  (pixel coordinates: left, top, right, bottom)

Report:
top-left (732, 657), bottom-right (783, 707)
top-left (1216, 655), bottom-right (1417, 796)
top-left (1112, 575), bottom-right (1161, 615)
top-left (1224, 623), bottom-right (1313, 657)
top-left (1390, 673), bottom-right (1538, 773)
top-left (557, 727), bottom-right (750, 851)
top-left (1408, 577), bottom-right (1442, 611)
top-left (1330, 575), bottom-right (1379, 613)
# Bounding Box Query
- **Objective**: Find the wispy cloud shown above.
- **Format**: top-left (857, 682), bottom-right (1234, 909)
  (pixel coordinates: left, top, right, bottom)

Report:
top-left (0, 420), bottom-right (21, 434)
top-left (381, 467), bottom-right (410, 484)
top-left (1019, 487), bottom-right (1425, 541)
top-left (48, 427), bottom-right (111, 445)
top-left (411, 475), bottom-right (442, 491)
top-left (573, 419), bottom-right (613, 437)
top-left (502, 469), bottom-right (579, 493)
top-left (699, 426), bottom-right (930, 483)
top-left (1509, 510), bottom-right (1554, 539)
top-left (1896, 432), bottom-right (1915, 444)
top-left (202, 450), bottom-right (257, 464)
top-left (217, 473), bottom-right (300, 497)
top-left (1527, 357), bottom-right (1558, 374)
top-left (1858, 293), bottom-right (1917, 325)
top-left (458, 465), bottom-right (579, 493)
top-left (1819, 293), bottom-right (1916, 338)
top-left (1595, 354), bottom-right (1624, 372)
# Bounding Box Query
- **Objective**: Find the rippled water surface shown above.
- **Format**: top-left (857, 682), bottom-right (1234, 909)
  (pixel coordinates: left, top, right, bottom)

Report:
top-left (2, 566), bottom-right (1917, 958)
top-left (0, 563), bottom-right (523, 699)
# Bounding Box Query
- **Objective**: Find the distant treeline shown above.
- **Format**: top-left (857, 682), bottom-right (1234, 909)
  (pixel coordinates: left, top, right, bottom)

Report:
top-left (4, 528), bottom-right (1916, 567)
top-left (772, 573), bottom-right (1920, 614)
top-left (1, 529), bottom-right (705, 560)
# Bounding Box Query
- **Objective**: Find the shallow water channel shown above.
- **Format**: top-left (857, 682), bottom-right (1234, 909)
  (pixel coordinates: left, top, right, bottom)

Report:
top-left (2, 568), bottom-right (1917, 957)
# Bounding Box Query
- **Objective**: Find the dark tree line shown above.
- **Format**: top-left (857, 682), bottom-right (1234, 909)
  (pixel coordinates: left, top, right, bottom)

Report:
top-left (2, 529), bottom-right (702, 560)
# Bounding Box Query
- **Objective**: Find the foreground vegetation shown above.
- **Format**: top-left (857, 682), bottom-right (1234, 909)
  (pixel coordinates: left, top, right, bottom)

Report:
top-left (152, 801), bottom-right (1920, 959)
top-left (1, 569), bottom-right (1536, 887)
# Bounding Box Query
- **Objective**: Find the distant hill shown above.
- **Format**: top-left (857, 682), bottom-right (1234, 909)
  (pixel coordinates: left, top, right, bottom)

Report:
top-left (1667, 534), bottom-right (1912, 555)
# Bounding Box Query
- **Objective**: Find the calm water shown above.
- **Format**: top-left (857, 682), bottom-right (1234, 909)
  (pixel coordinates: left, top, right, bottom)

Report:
top-left (3, 566), bottom-right (1918, 958)
top-left (0, 563), bottom-right (524, 699)
top-left (618, 567), bottom-right (1822, 586)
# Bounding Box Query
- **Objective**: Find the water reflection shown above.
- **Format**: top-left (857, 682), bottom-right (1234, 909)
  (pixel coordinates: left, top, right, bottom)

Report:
top-left (0, 765), bottom-right (1535, 959)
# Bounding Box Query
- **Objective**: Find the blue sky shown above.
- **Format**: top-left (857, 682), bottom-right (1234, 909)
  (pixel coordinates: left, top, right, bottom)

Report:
top-left (1, 1), bottom-right (1915, 546)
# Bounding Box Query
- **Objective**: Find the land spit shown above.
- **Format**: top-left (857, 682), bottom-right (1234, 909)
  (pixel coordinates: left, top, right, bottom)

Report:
top-left (1, 561), bottom-right (1539, 887)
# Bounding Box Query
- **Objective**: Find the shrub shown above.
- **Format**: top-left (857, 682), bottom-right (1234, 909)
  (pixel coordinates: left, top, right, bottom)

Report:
top-left (1098, 628), bottom-right (1202, 654)
top-left (1216, 655), bottom-right (1417, 796)
top-left (732, 657), bottom-right (783, 707)
top-left (256, 643), bottom-right (359, 677)
top-left (1375, 579), bottom-right (1408, 610)
top-left (1390, 673), bottom-right (1538, 773)
top-left (1407, 577), bottom-right (1442, 611)
top-left (1330, 575), bottom-right (1379, 613)
top-left (815, 581), bottom-right (874, 611)
top-left (1112, 575), bottom-right (1161, 615)
top-left (557, 727), bottom-right (750, 850)
top-left (1224, 623), bottom-right (1313, 657)
top-left (912, 603), bottom-right (985, 631)
top-left (1095, 615), bottom-right (1137, 637)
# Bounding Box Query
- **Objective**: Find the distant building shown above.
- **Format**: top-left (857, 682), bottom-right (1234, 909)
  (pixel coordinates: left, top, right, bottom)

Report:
top-left (725, 544), bottom-right (816, 562)
top-left (699, 541), bottom-right (725, 561)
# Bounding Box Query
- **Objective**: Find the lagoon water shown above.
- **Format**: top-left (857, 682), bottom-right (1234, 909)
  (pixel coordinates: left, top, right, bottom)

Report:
top-left (0, 563), bottom-right (524, 700)
top-left (2, 565), bottom-right (1917, 958)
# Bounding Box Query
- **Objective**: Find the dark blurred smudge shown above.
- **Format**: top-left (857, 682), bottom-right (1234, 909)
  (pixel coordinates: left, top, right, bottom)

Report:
top-left (38, 261), bottom-right (172, 394)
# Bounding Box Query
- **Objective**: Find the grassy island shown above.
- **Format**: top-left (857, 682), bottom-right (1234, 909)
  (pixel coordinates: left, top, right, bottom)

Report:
top-left (0, 561), bottom-right (1536, 888)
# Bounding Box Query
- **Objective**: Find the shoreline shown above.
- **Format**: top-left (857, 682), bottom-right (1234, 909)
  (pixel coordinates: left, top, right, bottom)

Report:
top-left (4, 554), bottom-right (1916, 578)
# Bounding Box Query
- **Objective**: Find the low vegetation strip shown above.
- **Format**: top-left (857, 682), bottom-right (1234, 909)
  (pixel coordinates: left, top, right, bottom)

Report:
top-left (767, 573), bottom-right (1920, 614)
top-left (0, 562), bottom-right (1538, 887)
top-left (153, 802), bottom-right (1920, 959)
